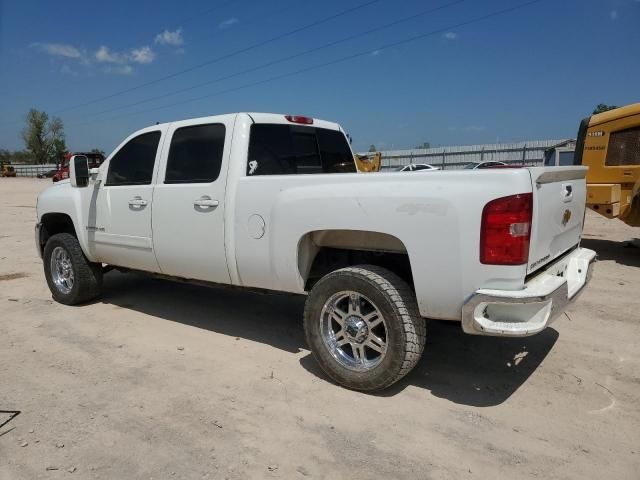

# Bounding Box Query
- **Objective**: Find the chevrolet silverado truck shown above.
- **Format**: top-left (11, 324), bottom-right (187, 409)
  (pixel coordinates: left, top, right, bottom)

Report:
top-left (35, 113), bottom-right (596, 391)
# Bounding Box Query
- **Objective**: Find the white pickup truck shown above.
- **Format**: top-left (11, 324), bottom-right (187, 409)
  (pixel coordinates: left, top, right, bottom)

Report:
top-left (35, 113), bottom-right (596, 391)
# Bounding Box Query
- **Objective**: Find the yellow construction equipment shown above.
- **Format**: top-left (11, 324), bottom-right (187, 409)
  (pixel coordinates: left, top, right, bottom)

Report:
top-left (354, 152), bottom-right (382, 172)
top-left (575, 103), bottom-right (640, 226)
top-left (1, 161), bottom-right (17, 178)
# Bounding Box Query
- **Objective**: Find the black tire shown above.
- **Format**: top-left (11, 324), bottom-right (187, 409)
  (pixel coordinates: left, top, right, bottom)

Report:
top-left (43, 233), bottom-right (103, 305)
top-left (304, 265), bottom-right (426, 392)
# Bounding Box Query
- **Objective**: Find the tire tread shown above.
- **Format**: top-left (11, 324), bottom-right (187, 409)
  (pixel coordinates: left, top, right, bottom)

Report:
top-left (304, 264), bottom-right (426, 391)
top-left (44, 233), bottom-right (102, 305)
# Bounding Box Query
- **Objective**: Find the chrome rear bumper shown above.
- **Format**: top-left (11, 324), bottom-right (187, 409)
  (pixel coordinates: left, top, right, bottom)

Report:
top-left (462, 247), bottom-right (596, 337)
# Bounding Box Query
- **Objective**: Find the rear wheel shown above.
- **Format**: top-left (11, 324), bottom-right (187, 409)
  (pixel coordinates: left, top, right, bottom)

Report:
top-left (43, 233), bottom-right (102, 305)
top-left (304, 265), bottom-right (426, 391)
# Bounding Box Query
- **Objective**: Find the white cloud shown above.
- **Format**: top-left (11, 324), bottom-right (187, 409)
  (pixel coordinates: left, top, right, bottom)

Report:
top-left (370, 49), bottom-right (381, 56)
top-left (219, 17), bottom-right (239, 29)
top-left (610, 10), bottom-right (618, 20)
top-left (443, 32), bottom-right (458, 40)
top-left (32, 40), bottom-right (155, 76)
top-left (155, 28), bottom-right (184, 46)
top-left (116, 65), bottom-right (133, 75)
top-left (32, 42), bottom-right (83, 59)
top-left (466, 125), bottom-right (485, 132)
top-left (95, 45), bottom-right (155, 66)
top-left (95, 45), bottom-right (123, 63)
top-left (130, 46), bottom-right (155, 64)
top-left (103, 64), bottom-right (134, 76)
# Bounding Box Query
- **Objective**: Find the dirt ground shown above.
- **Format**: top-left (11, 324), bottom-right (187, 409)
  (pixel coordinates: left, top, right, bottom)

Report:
top-left (1, 177), bottom-right (639, 480)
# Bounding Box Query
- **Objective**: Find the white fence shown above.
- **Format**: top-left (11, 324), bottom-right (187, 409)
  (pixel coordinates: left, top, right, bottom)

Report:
top-left (360, 139), bottom-right (569, 171)
top-left (11, 164), bottom-right (57, 177)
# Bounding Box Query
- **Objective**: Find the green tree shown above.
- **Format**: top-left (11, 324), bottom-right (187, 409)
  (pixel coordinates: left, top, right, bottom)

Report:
top-left (90, 148), bottom-right (106, 157)
top-left (368, 144), bottom-right (377, 152)
top-left (593, 104), bottom-right (618, 115)
top-left (415, 142), bottom-right (430, 150)
top-left (21, 109), bottom-right (67, 164)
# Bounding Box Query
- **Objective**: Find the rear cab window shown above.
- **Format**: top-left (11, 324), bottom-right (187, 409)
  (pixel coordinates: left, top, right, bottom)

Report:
top-left (247, 124), bottom-right (355, 176)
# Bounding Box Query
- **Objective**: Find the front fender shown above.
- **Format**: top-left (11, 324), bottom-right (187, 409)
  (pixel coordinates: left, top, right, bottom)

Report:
top-left (36, 181), bottom-right (96, 262)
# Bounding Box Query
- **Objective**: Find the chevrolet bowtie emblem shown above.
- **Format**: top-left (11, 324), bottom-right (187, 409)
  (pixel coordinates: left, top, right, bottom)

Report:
top-left (562, 209), bottom-right (572, 226)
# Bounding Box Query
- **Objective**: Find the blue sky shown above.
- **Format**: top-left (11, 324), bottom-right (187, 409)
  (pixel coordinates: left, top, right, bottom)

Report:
top-left (1, 0), bottom-right (639, 154)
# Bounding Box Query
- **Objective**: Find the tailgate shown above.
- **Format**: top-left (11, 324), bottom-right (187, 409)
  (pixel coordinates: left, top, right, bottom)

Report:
top-left (527, 167), bottom-right (588, 274)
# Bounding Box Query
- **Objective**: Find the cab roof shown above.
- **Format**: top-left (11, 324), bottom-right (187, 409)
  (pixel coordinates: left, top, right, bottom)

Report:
top-left (151, 112), bottom-right (341, 131)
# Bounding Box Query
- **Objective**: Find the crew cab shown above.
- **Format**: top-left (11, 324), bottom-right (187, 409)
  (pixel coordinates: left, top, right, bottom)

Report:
top-left (35, 113), bottom-right (596, 391)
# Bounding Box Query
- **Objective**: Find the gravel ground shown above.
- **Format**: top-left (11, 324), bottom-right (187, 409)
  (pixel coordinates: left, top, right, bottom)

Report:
top-left (1, 177), bottom-right (639, 480)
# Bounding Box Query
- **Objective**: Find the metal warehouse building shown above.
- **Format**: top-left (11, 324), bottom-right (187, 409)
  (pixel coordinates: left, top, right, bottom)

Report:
top-left (361, 139), bottom-right (573, 171)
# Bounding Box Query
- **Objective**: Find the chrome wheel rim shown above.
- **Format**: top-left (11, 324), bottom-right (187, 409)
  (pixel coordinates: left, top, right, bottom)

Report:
top-left (50, 246), bottom-right (74, 294)
top-left (320, 291), bottom-right (388, 372)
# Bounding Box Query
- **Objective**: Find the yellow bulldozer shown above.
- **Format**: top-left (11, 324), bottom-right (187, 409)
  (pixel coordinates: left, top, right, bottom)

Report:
top-left (354, 152), bottom-right (382, 172)
top-left (1, 161), bottom-right (17, 178)
top-left (574, 103), bottom-right (640, 227)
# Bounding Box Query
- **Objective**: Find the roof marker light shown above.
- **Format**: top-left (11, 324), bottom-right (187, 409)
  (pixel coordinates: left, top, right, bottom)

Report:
top-left (285, 115), bottom-right (313, 125)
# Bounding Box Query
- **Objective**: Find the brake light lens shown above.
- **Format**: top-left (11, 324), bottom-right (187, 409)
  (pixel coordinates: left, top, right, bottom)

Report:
top-left (480, 193), bottom-right (532, 265)
top-left (285, 115), bottom-right (313, 125)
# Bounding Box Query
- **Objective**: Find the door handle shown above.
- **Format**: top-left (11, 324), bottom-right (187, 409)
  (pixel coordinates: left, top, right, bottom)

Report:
top-left (128, 196), bottom-right (148, 207)
top-left (193, 196), bottom-right (219, 208)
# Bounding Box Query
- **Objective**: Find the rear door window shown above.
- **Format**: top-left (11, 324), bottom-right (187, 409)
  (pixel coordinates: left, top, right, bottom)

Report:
top-left (165, 124), bottom-right (225, 183)
top-left (247, 124), bottom-right (355, 175)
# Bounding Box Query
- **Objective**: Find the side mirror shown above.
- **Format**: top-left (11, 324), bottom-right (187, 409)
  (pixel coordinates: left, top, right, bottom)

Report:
top-left (70, 155), bottom-right (89, 187)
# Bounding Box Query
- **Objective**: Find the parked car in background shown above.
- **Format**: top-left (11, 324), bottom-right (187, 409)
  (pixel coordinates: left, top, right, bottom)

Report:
top-left (35, 112), bottom-right (596, 392)
top-left (396, 163), bottom-right (440, 172)
top-left (37, 169), bottom-right (57, 179)
top-left (464, 161), bottom-right (508, 169)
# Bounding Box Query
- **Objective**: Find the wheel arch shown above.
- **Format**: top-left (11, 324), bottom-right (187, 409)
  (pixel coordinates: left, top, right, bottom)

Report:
top-left (297, 229), bottom-right (415, 292)
top-left (38, 212), bottom-right (78, 257)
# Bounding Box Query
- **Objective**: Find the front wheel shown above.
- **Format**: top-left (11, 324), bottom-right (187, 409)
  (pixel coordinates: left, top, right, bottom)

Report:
top-left (304, 265), bottom-right (426, 391)
top-left (43, 233), bottom-right (103, 305)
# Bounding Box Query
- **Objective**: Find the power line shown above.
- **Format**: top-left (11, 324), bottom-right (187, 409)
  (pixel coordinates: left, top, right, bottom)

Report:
top-left (54, 0), bottom-right (384, 114)
top-left (95, 0), bottom-right (544, 125)
top-left (73, 0), bottom-right (465, 120)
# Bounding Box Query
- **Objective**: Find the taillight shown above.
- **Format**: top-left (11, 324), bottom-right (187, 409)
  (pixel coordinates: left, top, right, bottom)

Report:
top-left (480, 193), bottom-right (532, 265)
top-left (285, 115), bottom-right (313, 125)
